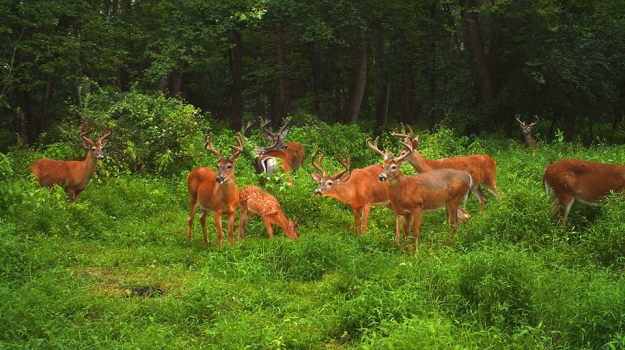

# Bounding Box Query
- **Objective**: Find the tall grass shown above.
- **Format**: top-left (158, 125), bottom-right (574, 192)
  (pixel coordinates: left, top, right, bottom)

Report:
top-left (1, 123), bottom-right (625, 349)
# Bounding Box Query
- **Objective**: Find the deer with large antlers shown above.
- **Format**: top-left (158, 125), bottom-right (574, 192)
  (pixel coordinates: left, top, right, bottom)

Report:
top-left (310, 149), bottom-right (390, 235)
top-left (543, 159), bottom-right (625, 226)
top-left (30, 122), bottom-right (112, 202)
top-left (515, 114), bottom-right (539, 149)
top-left (238, 186), bottom-right (299, 241)
top-left (255, 118), bottom-right (306, 184)
top-left (390, 124), bottom-right (501, 211)
top-left (367, 137), bottom-right (473, 252)
top-left (186, 133), bottom-right (244, 248)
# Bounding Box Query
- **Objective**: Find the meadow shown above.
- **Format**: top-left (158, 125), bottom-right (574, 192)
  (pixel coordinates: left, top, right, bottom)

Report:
top-left (1, 122), bottom-right (625, 349)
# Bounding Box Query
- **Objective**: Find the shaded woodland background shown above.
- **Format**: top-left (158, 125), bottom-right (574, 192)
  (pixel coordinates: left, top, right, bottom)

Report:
top-left (1, 0), bottom-right (624, 148)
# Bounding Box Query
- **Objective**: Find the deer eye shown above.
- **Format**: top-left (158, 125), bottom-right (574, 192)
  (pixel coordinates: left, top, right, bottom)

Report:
top-left (227, 164), bottom-right (232, 169)
top-left (327, 181), bottom-right (333, 187)
top-left (391, 165), bottom-right (397, 171)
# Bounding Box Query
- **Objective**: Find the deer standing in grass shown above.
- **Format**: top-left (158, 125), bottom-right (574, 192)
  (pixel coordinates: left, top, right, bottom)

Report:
top-left (255, 118), bottom-right (306, 184)
top-left (390, 124), bottom-right (501, 211)
top-left (238, 186), bottom-right (299, 240)
top-left (30, 122), bottom-right (112, 202)
top-left (515, 114), bottom-right (539, 149)
top-left (543, 159), bottom-right (625, 226)
top-left (310, 149), bottom-right (390, 235)
top-left (367, 137), bottom-right (473, 252)
top-left (186, 133), bottom-right (244, 248)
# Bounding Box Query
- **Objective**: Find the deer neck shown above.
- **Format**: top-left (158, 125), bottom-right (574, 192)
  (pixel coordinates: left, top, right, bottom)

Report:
top-left (409, 150), bottom-right (437, 172)
top-left (80, 150), bottom-right (100, 182)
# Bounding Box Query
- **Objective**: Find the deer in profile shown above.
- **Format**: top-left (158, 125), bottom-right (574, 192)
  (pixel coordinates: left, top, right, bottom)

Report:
top-left (543, 159), bottom-right (625, 226)
top-left (186, 132), bottom-right (244, 248)
top-left (255, 118), bottom-right (306, 185)
top-left (238, 186), bottom-right (299, 240)
top-left (367, 137), bottom-right (473, 252)
top-left (310, 149), bottom-right (390, 235)
top-left (30, 122), bottom-right (112, 202)
top-left (515, 114), bottom-right (539, 149)
top-left (390, 124), bottom-right (501, 211)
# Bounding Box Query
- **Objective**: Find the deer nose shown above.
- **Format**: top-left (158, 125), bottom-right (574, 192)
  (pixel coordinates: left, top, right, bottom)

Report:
top-left (314, 189), bottom-right (322, 196)
top-left (215, 175), bottom-right (224, 184)
top-left (378, 174), bottom-right (386, 182)
top-left (97, 154), bottom-right (105, 160)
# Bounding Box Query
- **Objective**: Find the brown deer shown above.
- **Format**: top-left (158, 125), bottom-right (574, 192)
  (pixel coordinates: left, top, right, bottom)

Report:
top-left (390, 124), bottom-right (501, 211)
top-left (515, 114), bottom-right (539, 149)
top-left (367, 137), bottom-right (473, 252)
top-left (238, 186), bottom-right (299, 240)
top-left (543, 159), bottom-right (625, 226)
top-left (255, 118), bottom-right (306, 184)
top-left (30, 122), bottom-right (112, 202)
top-left (186, 132), bottom-right (244, 248)
top-left (310, 149), bottom-right (390, 234)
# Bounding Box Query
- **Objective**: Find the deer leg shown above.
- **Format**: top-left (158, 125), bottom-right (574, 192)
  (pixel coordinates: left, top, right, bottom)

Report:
top-left (262, 217), bottom-right (275, 239)
top-left (361, 205), bottom-right (371, 234)
top-left (472, 186), bottom-right (488, 211)
top-left (411, 209), bottom-right (423, 253)
top-left (186, 203), bottom-right (199, 240)
top-left (402, 214), bottom-right (411, 249)
top-left (394, 214), bottom-right (403, 243)
top-left (446, 201), bottom-right (461, 245)
top-left (67, 188), bottom-right (77, 202)
top-left (200, 210), bottom-right (210, 247)
top-left (226, 212), bottom-right (236, 244)
top-left (213, 212), bottom-right (223, 249)
top-left (353, 207), bottom-right (362, 234)
top-left (237, 210), bottom-right (249, 241)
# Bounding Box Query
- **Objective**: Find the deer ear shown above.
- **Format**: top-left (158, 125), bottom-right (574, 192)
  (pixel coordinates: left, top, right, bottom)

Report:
top-left (338, 173), bottom-right (351, 182)
top-left (311, 172), bottom-right (322, 183)
top-left (82, 137), bottom-right (93, 149)
top-left (100, 138), bottom-right (109, 148)
top-left (293, 219), bottom-right (299, 228)
top-left (412, 136), bottom-right (419, 149)
top-left (279, 127), bottom-right (289, 139)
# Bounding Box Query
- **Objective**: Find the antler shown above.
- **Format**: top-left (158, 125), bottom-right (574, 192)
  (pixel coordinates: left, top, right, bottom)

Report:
top-left (98, 122), bottom-right (113, 143)
top-left (514, 114), bottom-right (523, 124)
top-left (80, 122), bottom-right (93, 140)
top-left (332, 151), bottom-right (351, 179)
top-left (311, 148), bottom-right (327, 175)
top-left (241, 120), bottom-right (254, 136)
top-left (204, 133), bottom-right (223, 159)
top-left (230, 132), bottom-right (244, 160)
top-left (277, 118), bottom-right (289, 135)
top-left (366, 137), bottom-right (387, 158)
top-left (529, 115), bottom-right (540, 127)
top-left (390, 123), bottom-right (414, 141)
top-left (395, 138), bottom-right (413, 164)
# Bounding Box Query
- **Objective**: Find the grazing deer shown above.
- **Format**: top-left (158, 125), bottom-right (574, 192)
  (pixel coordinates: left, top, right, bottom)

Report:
top-left (186, 133), bottom-right (244, 248)
top-left (543, 159), bottom-right (625, 226)
top-left (390, 124), bottom-right (501, 211)
top-left (515, 114), bottom-right (539, 149)
top-left (310, 149), bottom-right (390, 234)
top-left (367, 137), bottom-right (473, 252)
top-left (238, 186), bottom-right (299, 240)
top-left (30, 122), bottom-right (112, 202)
top-left (255, 118), bottom-right (306, 184)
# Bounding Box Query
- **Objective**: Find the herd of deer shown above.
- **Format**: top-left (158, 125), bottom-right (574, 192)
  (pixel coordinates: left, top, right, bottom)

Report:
top-left (29, 117), bottom-right (625, 252)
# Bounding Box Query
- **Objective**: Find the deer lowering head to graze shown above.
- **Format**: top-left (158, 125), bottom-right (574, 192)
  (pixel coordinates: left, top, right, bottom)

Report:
top-left (367, 137), bottom-right (473, 252)
top-left (310, 149), bottom-right (390, 235)
top-left (543, 159), bottom-right (625, 226)
top-left (255, 118), bottom-right (306, 185)
top-left (390, 123), bottom-right (501, 211)
top-left (186, 132), bottom-right (244, 248)
top-left (238, 186), bottom-right (299, 241)
top-left (30, 122), bottom-right (112, 202)
top-left (515, 114), bottom-right (539, 149)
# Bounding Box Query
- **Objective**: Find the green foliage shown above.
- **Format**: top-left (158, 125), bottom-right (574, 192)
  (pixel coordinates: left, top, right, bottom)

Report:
top-left (3, 126), bottom-right (625, 349)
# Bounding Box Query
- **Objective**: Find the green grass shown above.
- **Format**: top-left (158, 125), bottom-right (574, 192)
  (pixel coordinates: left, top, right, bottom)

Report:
top-left (2, 127), bottom-right (625, 349)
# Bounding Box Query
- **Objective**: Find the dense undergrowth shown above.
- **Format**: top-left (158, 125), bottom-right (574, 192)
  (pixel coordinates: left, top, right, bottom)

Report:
top-left (2, 120), bottom-right (625, 349)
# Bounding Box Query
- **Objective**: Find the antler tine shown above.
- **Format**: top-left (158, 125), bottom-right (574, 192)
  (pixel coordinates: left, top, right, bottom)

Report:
top-left (332, 151), bottom-right (351, 179)
top-left (260, 117), bottom-right (274, 138)
top-left (99, 122), bottom-right (113, 141)
top-left (79, 122), bottom-right (93, 138)
top-left (515, 114), bottom-right (523, 124)
top-left (389, 123), bottom-right (414, 141)
top-left (241, 120), bottom-right (254, 136)
top-left (311, 148), bottom-right (327, 175)
top-left (366, 137), bottom-right (387, 158)
top-left (395, 138), bottom-right (413, 164)
top-left (204, 132), bottom-right (223, 159)
top-left (529, 115), bottom-right (540, 127)
top-left (230, 132), bottom-right (244, 158)
top-left (278, 118), bottom-right (289, 135)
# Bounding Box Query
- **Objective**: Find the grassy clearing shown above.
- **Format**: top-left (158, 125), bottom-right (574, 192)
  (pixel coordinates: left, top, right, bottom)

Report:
top-left (2, 126), bottom-right (625, 349)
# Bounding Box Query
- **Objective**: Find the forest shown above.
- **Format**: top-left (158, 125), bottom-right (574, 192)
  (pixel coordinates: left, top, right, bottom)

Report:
top-left (2, 0), bottom-right (625, 349)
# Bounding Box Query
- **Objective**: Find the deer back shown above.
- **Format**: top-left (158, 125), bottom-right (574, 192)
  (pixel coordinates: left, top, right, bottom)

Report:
top-left (239, 185), bottom-right (299, 239)
top-left (544, 159), bottom-right (625, 203)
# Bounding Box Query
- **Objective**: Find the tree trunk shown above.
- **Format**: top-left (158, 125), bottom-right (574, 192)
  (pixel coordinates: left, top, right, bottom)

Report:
top-left (276, 24), bottom-right (290, 119)
top-left (373, 23), bottom-right (389, 136)
top-left (230, 29), bottom-right (243, 130)
top-left (346, 29), bottom-right (367, 124)
top-left (461, 0), bottom-right (494, 105)
top-left (400, 64), bottom-right (413, 125)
